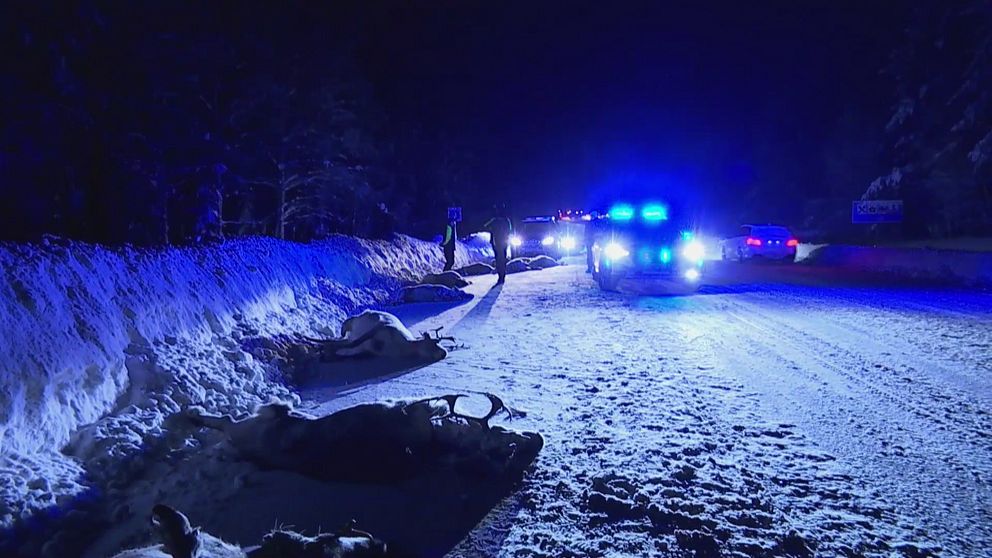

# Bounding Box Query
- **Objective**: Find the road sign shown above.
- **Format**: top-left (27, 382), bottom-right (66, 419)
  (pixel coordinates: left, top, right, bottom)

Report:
top-left (447, 206), bottom-right (462, 223)
top-left (852, 200), bottom-right (903, 224)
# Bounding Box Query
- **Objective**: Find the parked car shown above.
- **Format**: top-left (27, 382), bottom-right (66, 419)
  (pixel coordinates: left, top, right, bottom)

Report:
top-left (721, 224), bottom-right (798, 262)
top-left (510, 216), bottom-right (578, 259)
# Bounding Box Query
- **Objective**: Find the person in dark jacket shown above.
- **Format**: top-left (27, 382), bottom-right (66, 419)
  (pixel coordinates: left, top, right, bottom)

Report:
top-left (442, 219), bottom-right (457, 271)
top-left (483, 206), bottom-right (513, 283)
top-left (584, 211), bottom-right (600, 273)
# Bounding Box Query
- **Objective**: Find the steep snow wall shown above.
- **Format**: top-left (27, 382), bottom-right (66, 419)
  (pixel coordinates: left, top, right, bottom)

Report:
top-left (0, 235), bottom-right (488, 527)
top-left (804, 244), bottom-right (992, 286)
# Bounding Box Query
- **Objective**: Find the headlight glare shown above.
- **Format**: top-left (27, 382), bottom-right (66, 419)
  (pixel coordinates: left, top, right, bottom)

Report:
top-left (603, 242), bottom-right (630, 260)
top-left (681, 240), bottom-right (705, 261)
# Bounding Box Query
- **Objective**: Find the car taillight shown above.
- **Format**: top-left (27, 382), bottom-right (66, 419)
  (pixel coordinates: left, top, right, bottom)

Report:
top-left (786, 238), bottom-right (798, 247)
top-left (746, 237), bottom-right (762, 246)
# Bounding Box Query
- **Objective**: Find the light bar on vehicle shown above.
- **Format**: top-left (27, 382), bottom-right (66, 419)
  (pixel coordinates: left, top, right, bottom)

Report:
top-left (641, 204), bottom-right (668, 221)
top-left (609, 203), bottom-right (635, 221)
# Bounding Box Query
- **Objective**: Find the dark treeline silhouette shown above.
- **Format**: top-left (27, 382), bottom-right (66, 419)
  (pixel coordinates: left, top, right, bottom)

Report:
top-left (2, 1), bottom-right (989, 246)
top-left (0, 2), bottom-right (477, 245)
top-left (866, 0), bottom-right (992, 239)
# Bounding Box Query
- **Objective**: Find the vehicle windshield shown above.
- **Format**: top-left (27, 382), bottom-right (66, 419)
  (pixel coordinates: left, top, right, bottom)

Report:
top-left (750, 226), bottom-right (792, 239)
top-left (519, 222), bottom-right (556, 238)
top-left (606, 218), bottom-right (689, 242)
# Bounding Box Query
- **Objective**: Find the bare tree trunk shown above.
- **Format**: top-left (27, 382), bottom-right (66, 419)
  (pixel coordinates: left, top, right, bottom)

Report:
top-left (273, 156), bottom-right (286, 240)
top-left (278, 182), bottom-right (286, 239)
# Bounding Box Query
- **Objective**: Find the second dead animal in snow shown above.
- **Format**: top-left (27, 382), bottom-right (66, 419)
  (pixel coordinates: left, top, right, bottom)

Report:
top-left (420, 270), bottom-right (470, 289)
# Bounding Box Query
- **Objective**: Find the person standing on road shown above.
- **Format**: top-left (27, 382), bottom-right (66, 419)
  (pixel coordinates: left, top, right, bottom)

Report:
top-left (484, 205), bottom-right (513, 283)
top-left (442, 219), bottom-right (457, 271)
top-left (584, 211), bottom-right (600, 273)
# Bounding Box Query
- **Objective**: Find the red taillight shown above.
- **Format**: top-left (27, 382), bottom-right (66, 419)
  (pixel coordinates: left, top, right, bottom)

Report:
top-left (786, 238), bottom-right (798, 247)
top-left (746, 237), bottom-right (762, 246)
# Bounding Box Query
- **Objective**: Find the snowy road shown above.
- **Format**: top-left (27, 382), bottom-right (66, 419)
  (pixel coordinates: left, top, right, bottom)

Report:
top-left (313, 262), bottom-right (992, 557)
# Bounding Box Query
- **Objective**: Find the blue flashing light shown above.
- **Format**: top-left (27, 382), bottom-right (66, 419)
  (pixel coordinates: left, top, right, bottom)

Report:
top-left (641, 204), bottom-right (668, 221)
top-left (609, 204), bottom-right (635, 220)
top-left (680, 230), bottom-right (694, 240)
top-left (659, 247), bottom-right (672, 263)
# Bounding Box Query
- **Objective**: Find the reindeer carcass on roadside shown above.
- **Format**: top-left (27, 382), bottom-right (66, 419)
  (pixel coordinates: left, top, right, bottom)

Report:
top-left (420, 270), bottom-right (470, 289)
top-left (110, 504), bottom-right (386, 558)
top-left (307, 310), bottom-right (450, 363)
top-left (180, 393), bottom-right (543, 483)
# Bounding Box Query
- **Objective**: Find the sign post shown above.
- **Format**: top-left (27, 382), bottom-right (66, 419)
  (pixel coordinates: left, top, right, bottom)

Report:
top-left (852, 200), bottom-right (903, 224)
top-left (447, 206), bottom-right (462, 223)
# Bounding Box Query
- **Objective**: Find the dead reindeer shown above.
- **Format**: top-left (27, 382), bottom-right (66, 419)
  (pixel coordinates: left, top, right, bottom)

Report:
top-left (179, 393), bottom-right (541, 483)
top-left (303, 310), bottom-right (453, 364)
top-left (420, 270), bottom-right (470, 289)
top-left (456, 262), bottom-right (495, 276)
top-left (110, 504), bottom-right (244, 558)
top-left (400, 283), bottom-right (472, 303)
top-left (249, 519), bottom-right (387, 558)
top-left (111, 505), bottom-right (385, 558)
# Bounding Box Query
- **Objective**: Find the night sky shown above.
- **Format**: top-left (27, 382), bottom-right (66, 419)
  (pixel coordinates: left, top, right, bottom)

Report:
top-left (357, 1), bottom-right (906, 224)
top-left (0, 1), bottom-right (921, 243)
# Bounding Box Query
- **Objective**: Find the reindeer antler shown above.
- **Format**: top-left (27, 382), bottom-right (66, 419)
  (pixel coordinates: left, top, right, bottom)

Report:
top-left (420, 326), bottom-right (456, 344)
top-left (449, 392), bottom-right (514, 429)
top-left (404, 394), bottom-right (467, 416)
top-left (337, 519), bottom-right (376, 540)
top-left (405, 393), bottom-right (515, 429)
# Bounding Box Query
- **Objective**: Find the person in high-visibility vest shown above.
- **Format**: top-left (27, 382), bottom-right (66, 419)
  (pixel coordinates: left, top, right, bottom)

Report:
top-left (442, 219), bottom-right (457, 271)
top-left (483, 206), bottom-right (513, 283)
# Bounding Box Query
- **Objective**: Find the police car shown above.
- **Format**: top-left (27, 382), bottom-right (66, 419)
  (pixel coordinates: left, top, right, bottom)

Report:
top-left (509, 215), bottom-right (579, 259)
top-left (590, 202), bottom-right (705, 292)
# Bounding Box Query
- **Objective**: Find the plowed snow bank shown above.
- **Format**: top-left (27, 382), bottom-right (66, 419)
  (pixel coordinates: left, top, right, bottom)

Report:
top-left (804, 244), bottom-right (992, 286)
top-left (0, 235), bottom-right (487, 528)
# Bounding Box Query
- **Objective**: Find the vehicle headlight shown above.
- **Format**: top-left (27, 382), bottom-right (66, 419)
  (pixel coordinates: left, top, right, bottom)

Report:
top-left (603, 242), bottom-right (630, 260)
top-left (681, 240), bottom-right (705, 261)
top-left (561, 237), bottom-right (576, 250)
top-left (509, 235), bottom-right (522, 247)
top-left (684, 268), bottom-right (700, 281)
top-left (541, 235), bottom-right (555, 246)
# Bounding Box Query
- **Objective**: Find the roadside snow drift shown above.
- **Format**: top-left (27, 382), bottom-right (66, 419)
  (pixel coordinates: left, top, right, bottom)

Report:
top-left (804, 244), bottom-right (992, 286)
top-left (0, 235), bottom-right (485, 530)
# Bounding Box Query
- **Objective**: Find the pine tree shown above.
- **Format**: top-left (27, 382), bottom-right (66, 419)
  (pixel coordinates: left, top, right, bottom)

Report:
top-left (867, 0), bottom-right (992, 237)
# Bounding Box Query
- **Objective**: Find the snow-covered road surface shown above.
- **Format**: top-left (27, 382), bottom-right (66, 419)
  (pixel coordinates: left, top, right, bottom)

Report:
top-left (314, 262), bottom-right (991, 557)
